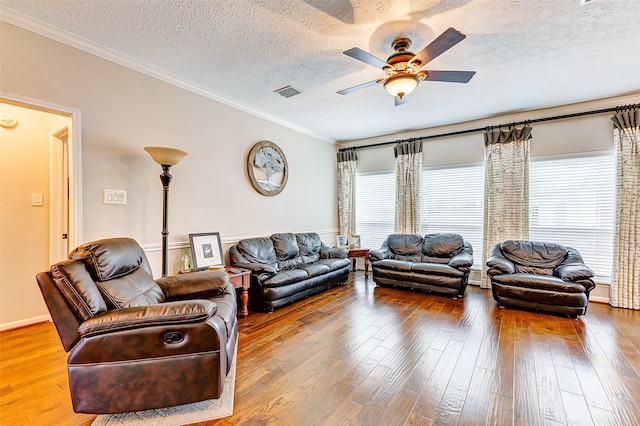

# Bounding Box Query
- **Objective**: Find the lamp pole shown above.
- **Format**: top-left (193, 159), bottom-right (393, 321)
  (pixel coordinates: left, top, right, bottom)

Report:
top-left (144, 146), bottom-right (187, 278)
top-left (159, 164), bottom-right (173, 277)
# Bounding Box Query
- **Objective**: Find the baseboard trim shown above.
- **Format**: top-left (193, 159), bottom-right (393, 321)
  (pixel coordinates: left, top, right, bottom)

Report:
top-left (1, 314), bottom-right (51, 331)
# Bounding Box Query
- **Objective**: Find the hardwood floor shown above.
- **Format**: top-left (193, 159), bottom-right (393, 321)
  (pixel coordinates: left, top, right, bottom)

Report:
top-left (1, 273), bottom-right (639, 425)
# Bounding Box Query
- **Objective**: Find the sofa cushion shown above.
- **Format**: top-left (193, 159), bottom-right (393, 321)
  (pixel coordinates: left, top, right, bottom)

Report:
top-left (272, 233), bottom-right (304, 270)
top-left (386, 234), bottom-right (423, 262)
top-left (263, 269), bottom-right (309, 288)
top-left (492, 273), bottom-right (585, 293)
top-left (423, 233), bottom-right (464, 258)
top-left (412, 262), bottom-right (465, 278)
top-left (272, 233), bottom-right (299, 260)
top-left (514, 265), bottom-right (553, 275)
top-left (296, 233), bottom-right (322, 264)
top-left (373, 259), bottom-right (414, 272)
top-left (51, 259), bottom-right (107, 321)
top-left (501, 240), bottom-right (567, 269)
top-left (420, 256), bottom-right (450, 265)
top-left (300, 263), bottom-right (331, 278)
top-left (70, 237), bottom-right (148, 282)
top-left (236, 237), bottom-right (277, 266)
top-left (314, 258), bottom-right (350, 271)
top-left (97, 267), bottom-right (165, 309)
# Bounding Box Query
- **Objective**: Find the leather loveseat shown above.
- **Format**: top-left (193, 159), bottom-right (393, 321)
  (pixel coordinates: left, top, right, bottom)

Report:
top-left (36, 237), bottom-right (237, 414)
top-left (369, 233), bottom-right (474, 297)
top-left (486, 240), bottom-right (596, 316)
top-left (229, 232), bottom-right (350, 312)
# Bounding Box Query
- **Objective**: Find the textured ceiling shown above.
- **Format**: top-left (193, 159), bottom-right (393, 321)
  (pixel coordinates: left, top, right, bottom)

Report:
top-left (2, 0), bottom-right (640, 142)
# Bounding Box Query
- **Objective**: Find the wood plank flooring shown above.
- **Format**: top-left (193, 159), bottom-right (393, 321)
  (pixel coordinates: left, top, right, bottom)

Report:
top-left (1, 273), bottom-right (639, 425)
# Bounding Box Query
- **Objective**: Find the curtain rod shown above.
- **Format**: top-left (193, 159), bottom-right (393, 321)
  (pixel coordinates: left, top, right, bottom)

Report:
top-left (338, 101), bottom-right (640, 152)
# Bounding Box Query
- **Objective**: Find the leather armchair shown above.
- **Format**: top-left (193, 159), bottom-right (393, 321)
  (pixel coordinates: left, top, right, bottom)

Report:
top-left (36, 238), bottom-right (238, 414)
top-left (370, 233), bottom-right (473, 297)
top-left (486, 240), bottom-right (596, 316)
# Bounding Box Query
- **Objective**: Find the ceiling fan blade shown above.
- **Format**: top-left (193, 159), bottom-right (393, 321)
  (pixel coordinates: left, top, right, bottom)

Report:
top-left (408, 27), bottom-right (467, 70)
top-left (420, 70), bottom-right (476, 83)
top-left (337, 79), bottom-right (384, 95)
top-left (395, 96), bottom-right (407, 107)
top-left (343, 47), bottom-right (389, 69)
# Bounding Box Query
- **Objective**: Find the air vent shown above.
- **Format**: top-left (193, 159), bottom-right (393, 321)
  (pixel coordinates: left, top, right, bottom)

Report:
top-left (579, 0), bottom-right (597, 5)
top-left (274, 86), bottom-right (301, 98)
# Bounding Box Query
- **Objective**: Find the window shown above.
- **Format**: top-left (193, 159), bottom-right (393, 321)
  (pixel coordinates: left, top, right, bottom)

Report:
top-left (420, 163), bottom-right (485, 268)
top-left (529, 153), bottom-right (615, 281)
top-left (355, 171), bottom-right (395, 250)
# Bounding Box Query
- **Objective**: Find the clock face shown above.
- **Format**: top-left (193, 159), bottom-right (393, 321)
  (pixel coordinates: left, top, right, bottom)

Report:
top-left (0, 113), bottom-right (17, 128)
top-left (247, 141), bottom-right (288, 196)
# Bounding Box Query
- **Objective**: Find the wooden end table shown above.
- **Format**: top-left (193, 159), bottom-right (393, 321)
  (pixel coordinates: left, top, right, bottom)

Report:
top-left (347, 248), bottom-right (370, 277)
top-left (225, 266), bottom-right (250, 318)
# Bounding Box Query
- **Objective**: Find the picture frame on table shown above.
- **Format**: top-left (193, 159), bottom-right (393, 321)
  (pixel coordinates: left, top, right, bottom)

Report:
top-left (189, 232), bottom-right (225, 271)
top-left (336, 235), bottom-right (349, 248)
top-left (350, 235), bottom-right (361, 249)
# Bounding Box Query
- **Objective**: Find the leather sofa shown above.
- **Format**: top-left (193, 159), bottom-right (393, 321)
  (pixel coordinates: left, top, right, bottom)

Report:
top-left (229, 232), bottom-right (350, 312)
top-left (36, 238), bottom-right (238, 414)
top-left (486, 240), bottom-right (596, 316)
top-left (370, 233), bottom-right (474, 297)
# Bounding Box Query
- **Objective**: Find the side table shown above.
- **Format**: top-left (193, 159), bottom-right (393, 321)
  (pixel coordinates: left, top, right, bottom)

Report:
top-left (347, 248), bottom-right (370, 277)
top-left (225, 266), bottom-right (250, 318)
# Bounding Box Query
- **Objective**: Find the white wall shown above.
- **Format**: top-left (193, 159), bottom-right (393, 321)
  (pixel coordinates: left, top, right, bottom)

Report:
top-left (344, 95), bottom-right (637, 172)
top-left (0, 22), bottom-right (339, 327)
top-left (339, 94), bottom-right (640, 303)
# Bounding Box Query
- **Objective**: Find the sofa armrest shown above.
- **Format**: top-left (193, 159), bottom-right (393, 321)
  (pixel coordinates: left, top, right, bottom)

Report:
top-left (369, 248), bottom-right (390, 262)
top-left (156, 270), bottom-right (229, 301)
top-left (77, 300), bottom-right (217, 338)
top-left (320, 246), bottom-right (348, 259)
top-left (233, 261), bottom-right (277, 275)
top-left (554, 263), bottom-right (595, 282)
top-left (449, 243), bottom-right (473, 268)
top-left (486, 244), bottom-right (515, 274)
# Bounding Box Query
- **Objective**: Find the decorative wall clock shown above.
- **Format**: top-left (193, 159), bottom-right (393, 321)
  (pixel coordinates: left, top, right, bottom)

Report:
top-left (247, 141), bottom-right (288, 196)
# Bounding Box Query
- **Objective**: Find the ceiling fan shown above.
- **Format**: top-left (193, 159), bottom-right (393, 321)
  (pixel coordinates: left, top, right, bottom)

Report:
top-left (337, 27), bottom-right (476, 105)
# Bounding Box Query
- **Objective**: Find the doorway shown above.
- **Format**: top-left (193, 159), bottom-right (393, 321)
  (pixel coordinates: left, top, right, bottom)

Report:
top-left (0, 94), bottom-right (82, 329)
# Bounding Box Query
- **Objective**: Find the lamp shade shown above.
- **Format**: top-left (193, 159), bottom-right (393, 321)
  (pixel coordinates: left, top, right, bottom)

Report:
top-left (144, 146), bottom-right (188, 166)
top-left (384, 74), bottom-right (419, 99)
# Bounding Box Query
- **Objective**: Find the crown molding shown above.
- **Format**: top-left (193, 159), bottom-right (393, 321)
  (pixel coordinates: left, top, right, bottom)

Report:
top-left (0, 8), bottom-right (335, 144)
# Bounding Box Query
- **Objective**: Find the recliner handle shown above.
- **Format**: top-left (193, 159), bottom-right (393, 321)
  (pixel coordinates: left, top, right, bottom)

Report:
top-left (162, 331), bottom-right (185, 344)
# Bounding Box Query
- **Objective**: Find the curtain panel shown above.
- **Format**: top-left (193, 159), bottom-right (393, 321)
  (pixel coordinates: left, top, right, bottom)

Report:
top-left (610, 108), bottom-right (640, 310)
top-left (337, 149), bottom-right (358, 237)
top-left (481, 126), bottom-right (532, 288)
top-left (394, 140), bottom-right (423, 234)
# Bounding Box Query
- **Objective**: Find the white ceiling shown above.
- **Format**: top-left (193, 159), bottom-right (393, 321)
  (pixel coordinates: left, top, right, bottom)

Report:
top-left (2, 0), bottom-right (640, 143)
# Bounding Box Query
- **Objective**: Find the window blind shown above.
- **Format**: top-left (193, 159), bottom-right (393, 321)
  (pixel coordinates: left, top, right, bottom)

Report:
top-left (355, 171), bottom-right (395, 250)
top-left (420, 163), bottom-right (485, 268)
top-left (529, 153), bottom-right (615, 281)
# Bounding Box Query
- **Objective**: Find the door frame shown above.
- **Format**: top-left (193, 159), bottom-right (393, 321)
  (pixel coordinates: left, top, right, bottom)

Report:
top-left (1, 92), bottom-right (83, 257)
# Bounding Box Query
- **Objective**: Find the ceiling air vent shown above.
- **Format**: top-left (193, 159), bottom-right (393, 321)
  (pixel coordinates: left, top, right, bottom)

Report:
top-left (274, 86), bottom-right (301, 98)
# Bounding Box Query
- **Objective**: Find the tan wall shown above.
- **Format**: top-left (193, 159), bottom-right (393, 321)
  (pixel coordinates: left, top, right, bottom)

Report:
top-left (0, 22), bottom-right (339, 327)
top-left (0, 103), bottom-right (58, 326)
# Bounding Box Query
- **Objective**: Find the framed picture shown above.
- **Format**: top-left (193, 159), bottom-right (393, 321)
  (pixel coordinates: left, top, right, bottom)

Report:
top-left (350, 235), bottom-right (361, 248)
top-left (336, 235), bottom-right (349, 248)
top-left (189, 232), bottom-right (224, 271)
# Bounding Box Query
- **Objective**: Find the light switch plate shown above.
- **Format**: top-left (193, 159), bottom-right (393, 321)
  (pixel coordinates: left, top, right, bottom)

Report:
top-left (31, 193), bottom-right (43, 206)
top-left (104, 189), bottom-right (127, 205)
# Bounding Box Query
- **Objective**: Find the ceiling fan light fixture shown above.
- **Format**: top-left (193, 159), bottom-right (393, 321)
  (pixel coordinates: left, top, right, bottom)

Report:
top-left (384, 73), bottom-right (419, 99)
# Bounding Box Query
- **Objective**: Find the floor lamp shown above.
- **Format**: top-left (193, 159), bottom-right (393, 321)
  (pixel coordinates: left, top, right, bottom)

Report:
top-left (144, 146), bottom-right (188, 277)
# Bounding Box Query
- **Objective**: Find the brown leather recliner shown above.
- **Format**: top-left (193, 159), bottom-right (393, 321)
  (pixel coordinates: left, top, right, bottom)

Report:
top-left (486, 240), bottom-right (596, 317)
top-left (36, 237), bottom-right (238, 414)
